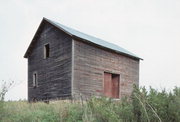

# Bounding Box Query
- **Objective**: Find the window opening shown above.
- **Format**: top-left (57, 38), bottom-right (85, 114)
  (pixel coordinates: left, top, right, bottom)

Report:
top-left (33, 72), bottom-right (38, 87)
top-left (44, 44), bottom-right (50, 58)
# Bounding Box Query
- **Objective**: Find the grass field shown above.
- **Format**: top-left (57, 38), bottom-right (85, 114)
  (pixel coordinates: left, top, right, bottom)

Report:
top-left (0, 85), bottom-right (180, 122)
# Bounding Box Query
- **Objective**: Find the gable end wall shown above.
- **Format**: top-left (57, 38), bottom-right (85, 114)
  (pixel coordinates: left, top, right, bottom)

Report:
top-left (28, 23), bottom-right (72, 101)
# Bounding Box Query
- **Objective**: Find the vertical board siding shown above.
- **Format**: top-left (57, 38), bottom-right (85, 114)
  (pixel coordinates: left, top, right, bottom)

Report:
top-left (28, 23), bottom-right (72, 101)
top-left (73, 40), bottom-right (139, 98)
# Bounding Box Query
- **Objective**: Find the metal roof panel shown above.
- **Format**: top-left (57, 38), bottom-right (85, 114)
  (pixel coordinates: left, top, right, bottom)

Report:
top-left (44, 18), bottom-right (141, 59)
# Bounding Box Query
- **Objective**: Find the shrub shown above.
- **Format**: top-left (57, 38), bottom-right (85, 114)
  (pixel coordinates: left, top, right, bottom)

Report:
top-left (1, 85), bottom-right (180, 122)
top-left (0, 81), bottom-right (14, 121)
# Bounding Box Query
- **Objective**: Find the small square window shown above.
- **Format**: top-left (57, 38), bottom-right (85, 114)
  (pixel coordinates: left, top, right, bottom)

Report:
top-left (44, 44), bottom-right (50, 59)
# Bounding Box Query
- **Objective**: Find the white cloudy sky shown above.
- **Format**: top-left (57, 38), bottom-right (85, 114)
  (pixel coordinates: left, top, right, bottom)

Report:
top-left (0, 0), bottom-right (180, 100)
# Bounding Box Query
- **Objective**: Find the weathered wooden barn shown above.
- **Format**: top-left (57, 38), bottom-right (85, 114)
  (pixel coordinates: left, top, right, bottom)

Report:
top-left (24, 18), bottom-right (142, 101)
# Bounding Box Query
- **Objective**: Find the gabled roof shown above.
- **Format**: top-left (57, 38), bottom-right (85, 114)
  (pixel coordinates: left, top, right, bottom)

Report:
top-left (24, 18), bottom-right (142, 60)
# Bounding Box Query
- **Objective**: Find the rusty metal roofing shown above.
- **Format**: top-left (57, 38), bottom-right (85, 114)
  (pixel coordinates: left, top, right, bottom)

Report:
top-left (44, 18), bottom-right (141, 60)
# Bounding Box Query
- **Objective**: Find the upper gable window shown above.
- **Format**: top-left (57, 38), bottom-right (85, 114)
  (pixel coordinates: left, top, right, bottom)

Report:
top-left (44, 44), bottom-right (50, 59)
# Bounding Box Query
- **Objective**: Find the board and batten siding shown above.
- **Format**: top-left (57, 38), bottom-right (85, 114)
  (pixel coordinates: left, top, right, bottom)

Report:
top-left (72, 39), bottom-right (139, 98)
top-left (28, 22), bottom-right (72, 101)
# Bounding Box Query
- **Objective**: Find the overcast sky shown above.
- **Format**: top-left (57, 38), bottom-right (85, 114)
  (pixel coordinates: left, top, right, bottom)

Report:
top-left (0, 0), bottom-right (180, 100)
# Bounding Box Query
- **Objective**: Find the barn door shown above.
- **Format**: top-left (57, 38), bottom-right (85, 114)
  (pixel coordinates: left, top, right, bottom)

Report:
top-left (112, 74), bottom-right (119, 98)
top-left (104, 72), bottom-right (112, 97)
top-left (104, 72), bottom-right (119, 98)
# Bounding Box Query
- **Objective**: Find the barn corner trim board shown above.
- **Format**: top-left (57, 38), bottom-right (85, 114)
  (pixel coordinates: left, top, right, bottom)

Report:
top-left (24, 17), bottom-right (141, 101)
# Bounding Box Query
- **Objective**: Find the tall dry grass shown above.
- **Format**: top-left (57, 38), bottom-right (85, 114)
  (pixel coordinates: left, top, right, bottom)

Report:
top-left (0, 84), bottom-right (180, 122)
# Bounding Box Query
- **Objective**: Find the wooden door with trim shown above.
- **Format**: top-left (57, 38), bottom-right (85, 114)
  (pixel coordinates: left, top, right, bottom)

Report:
top-left (104, 72), bottom-right (119, 98)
